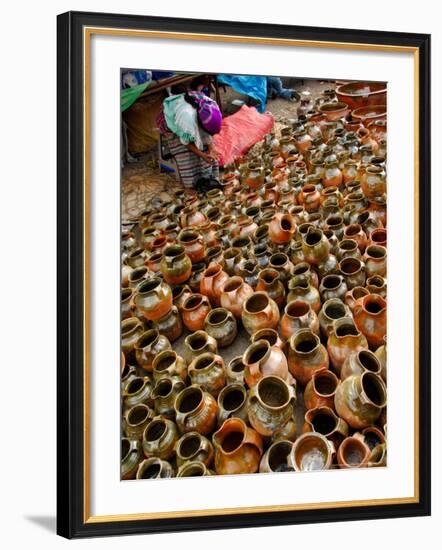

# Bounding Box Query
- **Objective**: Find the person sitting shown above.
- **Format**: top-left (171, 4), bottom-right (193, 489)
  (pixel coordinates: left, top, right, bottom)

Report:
top-left (267, 76), bottom-right (300, 102)
top-left (158, 89), bottom-right (222, 193)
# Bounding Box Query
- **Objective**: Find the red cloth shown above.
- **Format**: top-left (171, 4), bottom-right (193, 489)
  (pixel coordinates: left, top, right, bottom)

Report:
top-left (213, 105), bottom-right (274, 166)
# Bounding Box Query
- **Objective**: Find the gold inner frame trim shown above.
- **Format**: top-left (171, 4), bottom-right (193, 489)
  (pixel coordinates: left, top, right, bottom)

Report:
top-left (82, 26), bottom-right (420, 524)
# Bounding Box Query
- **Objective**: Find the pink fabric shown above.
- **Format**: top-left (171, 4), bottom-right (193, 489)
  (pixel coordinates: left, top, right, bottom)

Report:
top-left (212, 105), bottom-right (274, 167)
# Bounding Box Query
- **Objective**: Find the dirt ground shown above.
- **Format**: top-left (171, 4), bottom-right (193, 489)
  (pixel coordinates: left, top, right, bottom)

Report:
top-left (121, 78), bottom-right (334, 221)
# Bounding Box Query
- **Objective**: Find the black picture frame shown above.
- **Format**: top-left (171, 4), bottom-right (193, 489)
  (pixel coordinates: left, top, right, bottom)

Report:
top-left (57, 10), bottom-right (431, 539)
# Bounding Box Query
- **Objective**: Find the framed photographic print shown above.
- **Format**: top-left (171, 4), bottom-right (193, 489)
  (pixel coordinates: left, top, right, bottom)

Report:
top-left (57, 11), bottom-right (431, 539)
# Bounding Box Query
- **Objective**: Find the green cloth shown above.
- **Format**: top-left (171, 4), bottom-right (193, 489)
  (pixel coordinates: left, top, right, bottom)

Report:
top-left (121, 82), bottom-right (149, 112)
top-left (163, 94), bottom-right (202, 148)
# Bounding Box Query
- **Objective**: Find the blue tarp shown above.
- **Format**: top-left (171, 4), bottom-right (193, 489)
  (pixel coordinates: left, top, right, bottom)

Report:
top-left (218, 75), bottom-right (268, 113)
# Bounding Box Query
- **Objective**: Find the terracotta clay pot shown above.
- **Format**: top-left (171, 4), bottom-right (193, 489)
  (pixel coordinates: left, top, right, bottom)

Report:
top-left (135, 329), bottom-right (172, 372)
top-left (217, 383), bottom-right (249, 425)
top-left (200, 263), bottom-right (229, 307)
top-left (176, 461), bottom-right (214, 477)
top-left (188, 352), bottom-right (226, 397)
top-left (243, 339), bottom-right (289, 387)
top-left (182, 294), bottom-right (211, 331)
top-left (174, 385), bottom-right (218, 435)
top-left (287, 276), bottom-right (321, 314)
top-left (213, 418), bottom-right (263, 475)
top-left (366, 275), bottom-right (387, 297)
top-left (220, 276), bottom-right (254, 319)
top-left (152, 350), bottom-right (187, 382)
top-left (268, 253), bottom-right (294, 283)
top-left (146, 252), bottom-right (163, 274)
top-left (188, 262), bottom-right (207, 292)
top-left (179, 206), bottom-right (207, 228)
top-left (183, 331), bottom-right (218, 364)
top-left (337, 238), bottom-right (361, 261)
top-left (319, 274), bottom-right (348, 302)
top-left (134, 277), bottom-right (173, 321)
top-left (353, 294), bottom-right (387, 350)
top-left (318, 298), bottom-right (352, 337)
top-left (128, 267), bottom-right (149, 290)
top-left (226, 356), bottom-right (246, 385)
top-left (291, 261), bottom-right (319, 289)
top-left (142, 416), bottom-right (179, 460)
top-left (268, 213), bottom-right (296, 244)
top-left (341, 349), bottom-right (383, 380)
top-left (288, 432), bottom-right (335, 472)
top-left (136, 457), bottom-right (174, 479)
top-left (123, 404), bottom-right (155, 440)
top-left (160, 244), bottom-right (192, 285)
top-left (121, 317), bottom-right (144, 357)
top-left (126, 248), bottom-right (145, 269)
top-left (298, 184), bottom-right (320, 213)
top-left (151, 376), bottom-right (186, 418)
top-left (304, 369), bottom-right (340, 410)
top-left (152, 305), bottom-right (183, 343)
top-left (368, 227), bottom-right (387, 248)
top-left (337, 433), bottom-right (371, 468)
top-left (343, 224), bottom-right (367, 253)
top-left (241, 292), bottom-right (280, 335)
top-left (204, 308), bottom-right (238, 348)
top-left (281, 300), bottom-right (320, 340)
top-left (172, 284), bottom-right (193, 312)
top-left (303, 405), bottom-right (349, 448)
top-left (339, 257), bottom-right (366, 289)
top-left (177, 229), bottom-right (205, 263)
top-left (288, 329), bottom-right (329, 385)
top-left (259, 440), bottom-right (293, 473)
top-left (256, 268), bottom-right (286, 308)
top-left (363, 245), bottom-right (387, 278)
top-left (121, 364), bottom-right (137, 393)
top-left (175, 432), bottom-right (214, 467)
top-left (248, 376), bottom-right (296, 436)
top-left (123, 376), bottom-right (154, 411)
top-left (335, 372), bottom-right (387, 428)
top-left (327, 317), bottom-right (368, 375)
top-left (362, 426), bottom-right (386, 451)
top-left (121, 438), bottom-right (143, 480)
top-left (251, 328), bottom-right (285, 350)
top-left (302, 227), bottom-right (330, 265)
top-left (375, 336), bottom-right (387, 382)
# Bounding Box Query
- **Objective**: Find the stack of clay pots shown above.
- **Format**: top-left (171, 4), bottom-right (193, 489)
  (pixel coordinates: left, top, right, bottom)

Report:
top-left (121, 82), bottom-right (387, 480)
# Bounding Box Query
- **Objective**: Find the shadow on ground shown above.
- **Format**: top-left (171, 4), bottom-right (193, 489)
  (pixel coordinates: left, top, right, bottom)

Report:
top-left (25, 515), bottom-right (56, 533)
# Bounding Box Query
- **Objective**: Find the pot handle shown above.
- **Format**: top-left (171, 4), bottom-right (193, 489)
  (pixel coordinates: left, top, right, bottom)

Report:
top-left (335, 417), bottom-right (349, 438)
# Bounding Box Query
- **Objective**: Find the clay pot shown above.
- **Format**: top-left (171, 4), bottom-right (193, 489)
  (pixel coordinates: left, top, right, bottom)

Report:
top-left (124, 404), bottom-right (155, 440)
top-left (288, 432), bottom-right (335, 472)
top-left (188, 262), bottom-right (207, 292)
top-left (226, 356), bottom-right (246, 385)
top-left (323, 159), bottom-right (343, 188)
top-left (366, 273), bottom-right (387, 296)
top-left (287, 275), bottom-right (321, 314)
top-left (175, 432), bottom-right (214, 467)
top-left (281, 300), bottom-right (319, 340)
top-left (200, 263), bottom-right (229, 307)
top-left (319, 101), bottom-right (350, 121)
top-left (134, 277), bottom-right (173, 321)
top-left (121, 317), bottom-right (144, 357)
top-left (220, 276), bottom-right (254, 318)
top-left (251, 328), bottom-right (285, 350)
top-left (368, 227), bottom-right (387, 248)
top-left (327, 317), bottom-right (368, 375)
top-left (176, 461), bottom-right (213, 476)
top-left (177, 229), bottom-right (205, 263)
top-left (150, 213), bottom-right (171, 231)
top-left (288, 329), bottom-right (329, 385)
top-left (303, 406), bottom-right (349, 447)
top-left (123, 376), bottom-right (154, 411)
top-left (375, 337), bottom-right (387, 382)
top-left (259, 440), bottom-right (293, 473)
top-left (152, 305), bottom-right (183, 342)
top-left (121, 263), bottom-right (133, 288)
top-left (292, 261), bottom-right (319, 288)
top-left (206, 245), bottom-right (225, 267)
top-left (182, 294), bottom-right (211, 331)
top-left (343, 224), bottom-right (367, 253)
top-left (244, 162), bottom-right (265, 189)
top-left (242, 292), bottom-right (280, 335)
top-left (150, 235), bottom-right (168, 255)
top-left (268, 213), bottom-right (296, 244)
top-left (217, 383), bottom-right (249, 425)
top-left (160, 244), bottom-right (192, 285)
top-left (243, 339), bottom-right (289, 387)
top-left (318, 298), bottom-right (351, 337)
top-left (319, 274), bottom-right (348, 302)
top-left (213, 418), bottom-right (263, 475)
top-left (363, 245), bottom-right (387, 278)
top-left (188, 352), bottom-right (226, 396)
top-left (353, 294), bottom-right (387, 350)
top-left (302, 227), bottom-right (330, 265)
top-left (142, 416), bottom-right (179, 460)
top-left (152, 376), bottom-right (186, 418)
top-left (146, 252), bottom-right (163, 273)
top-left (256, 268), bottom-right (286, 308)
top-left (152, 350), bottom-right (187, 382)
top-left (174, 385), bottom-right (217, 435)
top-left (183, 331), bottom-right (218, 364)
top-left (204, 308), bottom-right (237, 348)
top-left (126, 248), bottom-right (145, 269)
top-left (336, 81), bottom-right (386, 110)
top-left (339, 257), bottom-right (366, 289)
top-left (337, 433), bottom-right (371, 468)
top-left (268, 253), bottom-right (294, 283)
top-left (335, 372), bottom-right (387, 428)
top-left (135, 329), bottom-right (171, 372)
top-left (128, 266), bottom-right (149, 289)
top-left (121, 438), bottom-right (143, 480)
top-left (304, 369), bottom-right (339, 410)
top-left (136, 457), bottom-right (174, 479)
top-left (341, 349), bottom-right (383, 380)
top-left (121, 364), bottom-right (138, 393)
top-left (362, 426), bottom-right (386, 451)
top-left (298, 184), bottom-right (320, 213)
top-left (248, 376), bottom-right (296, 436)
top-left (223, 247), bottom-right (242, 275)
top-left (337, 239), bottom-right (361, 261)
top-left (179, 206), bottom-right (207, 228)
top-left (361, 165), bottom-right (386, 199)
top-left (345, 286), bottom-right (369, 311)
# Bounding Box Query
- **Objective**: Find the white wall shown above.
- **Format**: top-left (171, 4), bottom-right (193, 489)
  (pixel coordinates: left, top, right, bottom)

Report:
top-left (0, 0), bottom-right (439, 547)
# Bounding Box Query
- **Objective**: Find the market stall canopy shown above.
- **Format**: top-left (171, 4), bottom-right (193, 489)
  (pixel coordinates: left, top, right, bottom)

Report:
top-left (217, 74), bottom-right (268, 113)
